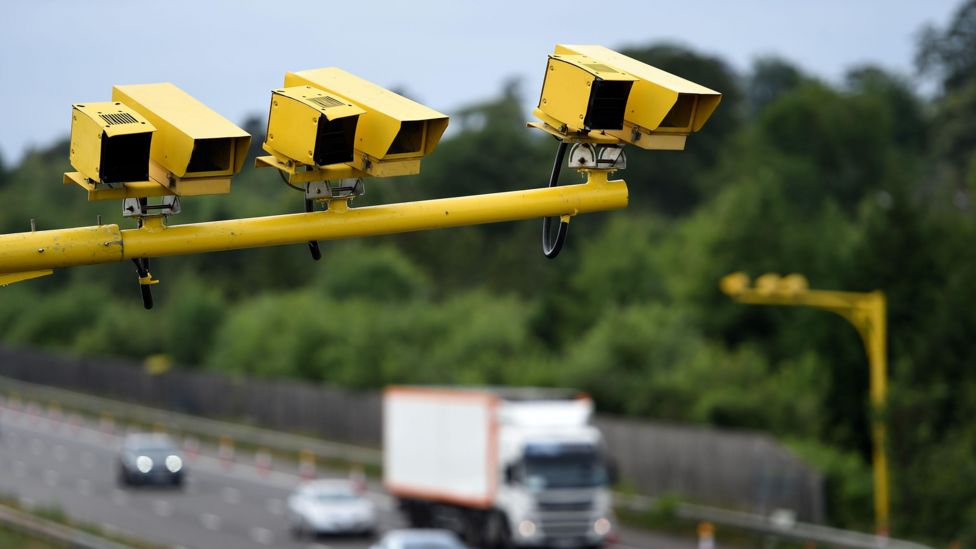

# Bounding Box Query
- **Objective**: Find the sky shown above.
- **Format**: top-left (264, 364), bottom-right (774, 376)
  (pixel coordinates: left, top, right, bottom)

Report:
top-left (0, 0), bottom-right (963, 164)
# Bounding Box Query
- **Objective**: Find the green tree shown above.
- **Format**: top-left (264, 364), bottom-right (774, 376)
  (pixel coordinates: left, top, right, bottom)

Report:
top-left (917, 0), bottom-right (976, 92)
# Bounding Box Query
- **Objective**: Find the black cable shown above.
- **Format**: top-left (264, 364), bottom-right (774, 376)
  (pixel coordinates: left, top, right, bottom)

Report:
top-left (305, 199), bottom-right (322, 261)
top-left (132, 258), bottom-right (154, 310)
top-left (277, 170), bottom-right (305, 192)
top-left (542, 141), bottom-right (570, 259)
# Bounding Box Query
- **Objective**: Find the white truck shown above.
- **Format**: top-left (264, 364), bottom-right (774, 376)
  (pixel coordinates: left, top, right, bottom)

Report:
top-left (384, 386), bottom-right (616, 548)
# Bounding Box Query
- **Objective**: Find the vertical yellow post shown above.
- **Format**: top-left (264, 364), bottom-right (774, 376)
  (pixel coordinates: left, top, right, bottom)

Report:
top-left (857, 292), bottom-right (889, 536)
top-left (719, 273), bottom-right (890, 535)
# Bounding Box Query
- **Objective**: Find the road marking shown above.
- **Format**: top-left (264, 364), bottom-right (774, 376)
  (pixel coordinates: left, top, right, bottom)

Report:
top-left (76, 478), bottom-right (92, 496)
top-left (81, 452), bottom-right (95, 469)
top-left (153, 499), bottom-right (173, 518)
top-left (201, 513), bottom-right (221, 531)
top-left (265, 498), bottom-right (284, 515)
top-left (53, 444), bottom-right (66, 462)
top-left (221, 486), bottom-right (241, 504)
top-left (250, 527), bottom-right (274, 545)
top-left (112, 491), bottom-right (127, 506)
top-left (43, 469), bottom-right (58, 487)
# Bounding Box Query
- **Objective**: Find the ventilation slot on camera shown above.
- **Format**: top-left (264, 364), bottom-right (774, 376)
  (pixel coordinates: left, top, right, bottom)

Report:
top-left (100, 112), bottom-right (140, 126)
top-left (308, 95), bottom-right (346, 110)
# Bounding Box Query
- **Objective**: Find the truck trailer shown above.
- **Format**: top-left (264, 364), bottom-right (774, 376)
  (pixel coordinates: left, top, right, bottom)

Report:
top-left (384, 386), bottom-right (615, 548)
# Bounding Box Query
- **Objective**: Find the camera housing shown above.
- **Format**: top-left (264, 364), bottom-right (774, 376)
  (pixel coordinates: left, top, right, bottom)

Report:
top-left (283, 68), bottom-right (448, 177)
top-left (69, 102), bottom-right (155, 185)
top-left (531, 45), bottom-right (722, 151)
top-left (112, 83), bottom-right (251, 195)
top-left (262, 85), bottom-right (365, 169)
top-left (65, 102), bottom-right (169, 200)
top-left (536, 54), bottom-right (637, 133)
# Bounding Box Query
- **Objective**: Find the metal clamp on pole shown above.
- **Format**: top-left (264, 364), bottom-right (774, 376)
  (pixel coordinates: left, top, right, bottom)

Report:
top-left (125, 198), bottom-right (173, 310)
top-left (302, 179), bottom-right (365, 262)
top-left (132, 258), bottom-right (158, 310)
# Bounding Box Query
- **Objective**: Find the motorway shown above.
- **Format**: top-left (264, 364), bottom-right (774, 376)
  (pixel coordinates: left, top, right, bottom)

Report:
top-left (0, 401), bottom-right (694, 549)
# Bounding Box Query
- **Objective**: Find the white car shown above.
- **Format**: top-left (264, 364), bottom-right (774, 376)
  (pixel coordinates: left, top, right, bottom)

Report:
top-left (371, 529), bottom-right (467, 549)
top-left (288, 479), bottom-right (376, 538)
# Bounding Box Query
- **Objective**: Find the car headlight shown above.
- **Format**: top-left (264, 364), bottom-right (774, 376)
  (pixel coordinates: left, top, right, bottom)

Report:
top-left (594, 517), bottom-right (612, 536)
top-left (165, 455), bottom-right (183, 473)
top-left (135, 455), bottom-right (153, 474)
top-left (518, 520), bottom-right (537, 538)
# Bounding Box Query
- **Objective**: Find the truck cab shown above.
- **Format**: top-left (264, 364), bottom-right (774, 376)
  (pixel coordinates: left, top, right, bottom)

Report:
top-left (494, 396), bottom-right (614, 547)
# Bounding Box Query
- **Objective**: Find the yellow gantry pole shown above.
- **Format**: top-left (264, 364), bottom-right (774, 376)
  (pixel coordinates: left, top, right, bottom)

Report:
top-left (719, 272), bottom-right (889, 536)
top-left (0, 170), bottom-right (627, 277)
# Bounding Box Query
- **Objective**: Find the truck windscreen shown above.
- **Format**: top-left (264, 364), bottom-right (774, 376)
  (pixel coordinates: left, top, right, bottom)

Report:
top-left (522, 443), bottom-right (607, 489)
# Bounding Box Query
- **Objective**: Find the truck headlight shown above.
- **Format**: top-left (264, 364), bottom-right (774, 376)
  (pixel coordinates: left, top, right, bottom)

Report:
top-left (594, 517), bottom-right (612, 536)
top-left (518, 519), bottom-right (537, 538)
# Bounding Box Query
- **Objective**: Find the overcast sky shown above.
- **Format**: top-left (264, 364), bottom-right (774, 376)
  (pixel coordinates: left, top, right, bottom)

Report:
top-left (0, 0), bottom-right (962, 164)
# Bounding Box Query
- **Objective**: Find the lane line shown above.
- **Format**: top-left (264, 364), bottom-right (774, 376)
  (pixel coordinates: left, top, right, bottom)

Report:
top-left (43, 469), bottom-right (59, 487)
top-left (112, 491), bottom-right (128, 507)
top-left (250, 526), bottom-right (274, 545)
top-left (222, 486), bottom-right (241, 505)
top-left (201, 513), bottom-right (221, 531)
top-left (153, 499), bottom-right (173, 518)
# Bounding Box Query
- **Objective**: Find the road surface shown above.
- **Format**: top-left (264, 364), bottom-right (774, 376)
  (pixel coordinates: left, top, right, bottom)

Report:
top-left (0, 402), bottom-right (693, 549)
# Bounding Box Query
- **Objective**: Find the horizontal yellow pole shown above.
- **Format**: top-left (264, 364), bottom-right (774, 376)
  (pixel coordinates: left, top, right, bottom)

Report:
top-left (0, 171), bottom-right (627, 274)
top-left (0, 225), bottom-right (123, 272)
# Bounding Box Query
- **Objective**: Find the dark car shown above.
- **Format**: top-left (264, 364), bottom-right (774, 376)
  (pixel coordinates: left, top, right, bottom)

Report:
top-left (117, 433), bottom-right (185, 487)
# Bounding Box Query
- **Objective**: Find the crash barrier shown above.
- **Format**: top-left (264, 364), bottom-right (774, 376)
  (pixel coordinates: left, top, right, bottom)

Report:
top-left (596, 416), bottom-right (825, 522)
top-left (0, 346), bottom-right (821, 521)
top-left (0, 502), bottom-right (131, 549)
top-left (620, 495), bottom-right (930, 549)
